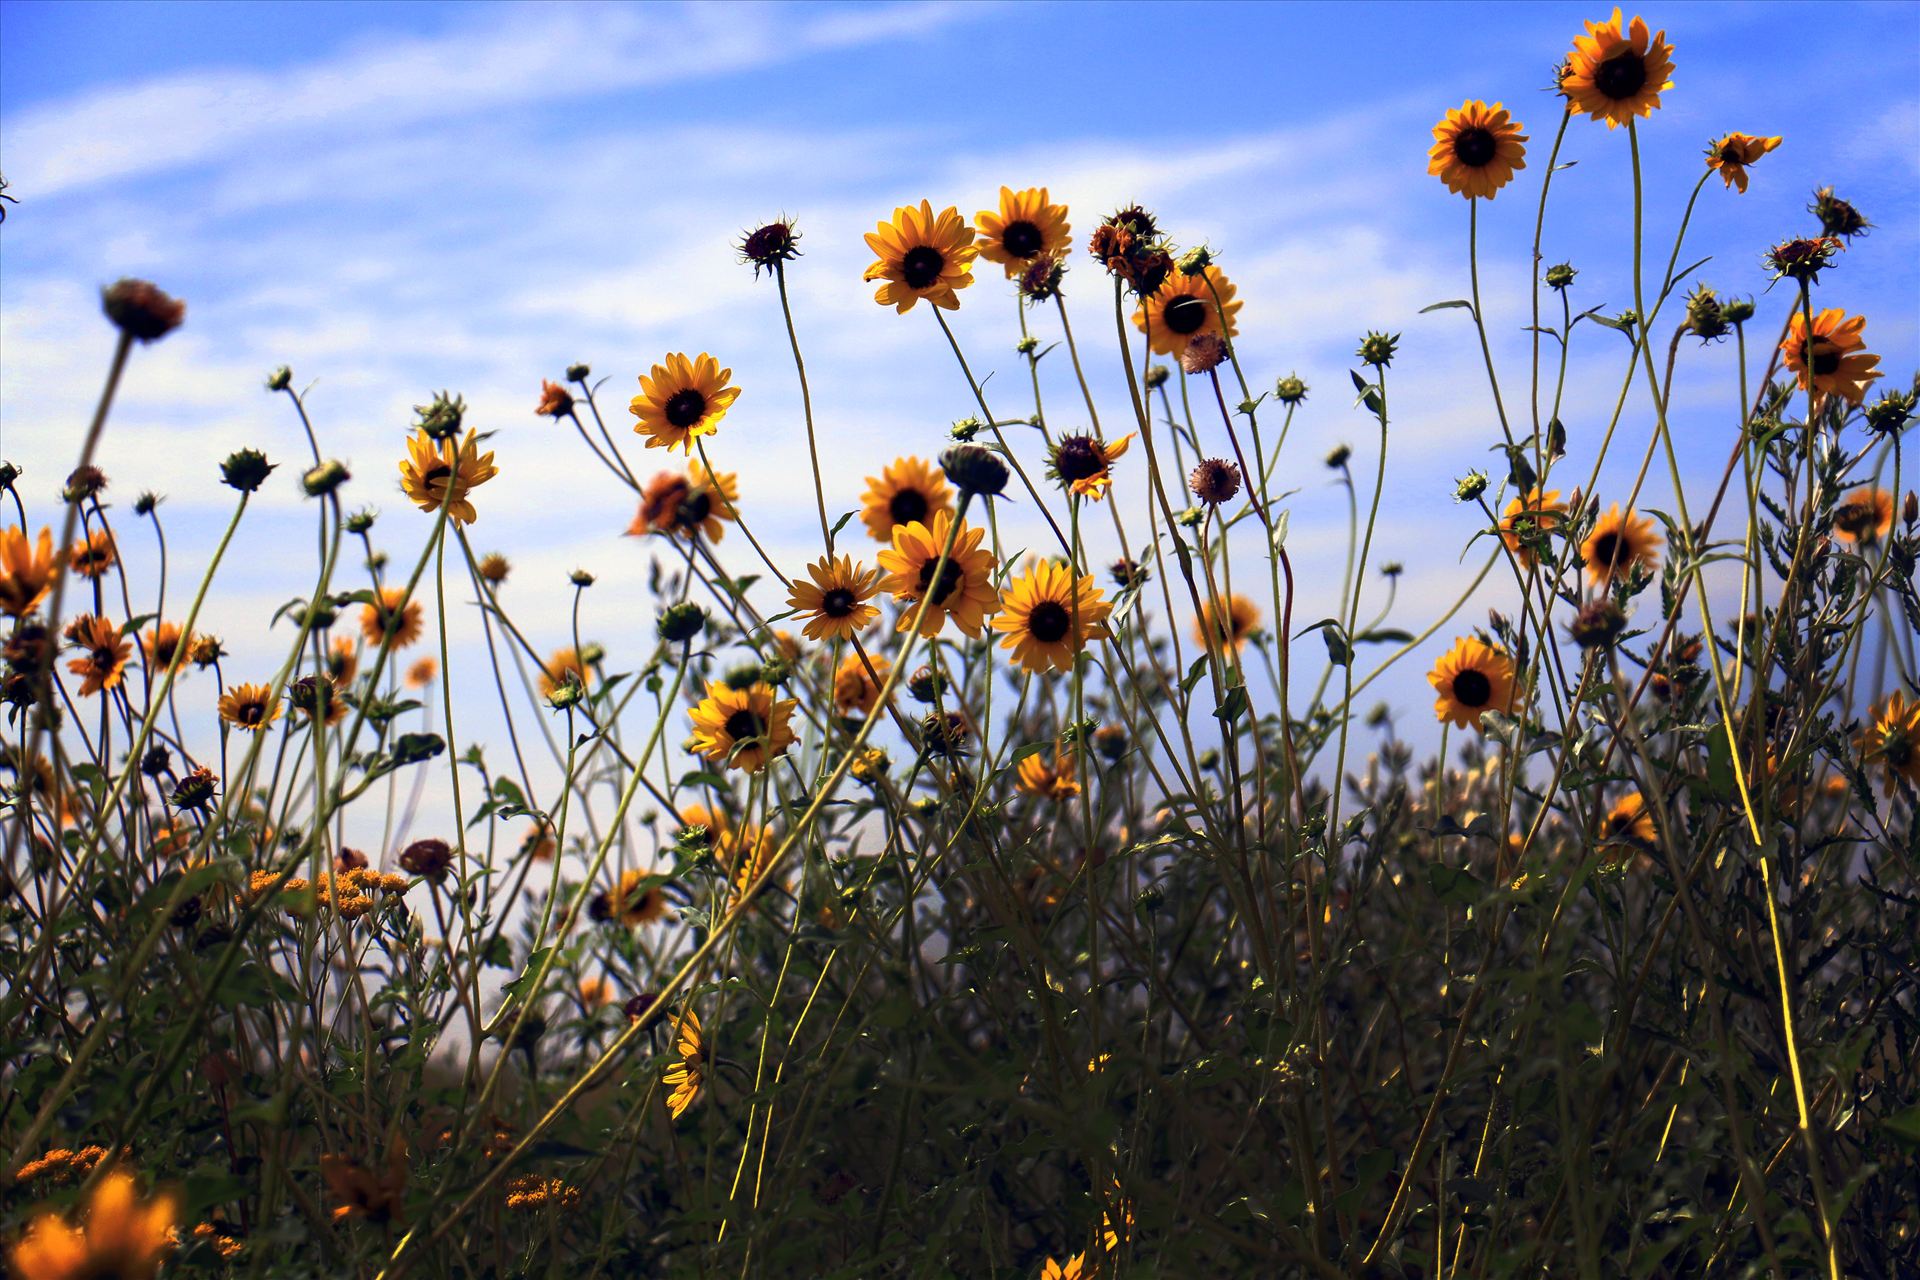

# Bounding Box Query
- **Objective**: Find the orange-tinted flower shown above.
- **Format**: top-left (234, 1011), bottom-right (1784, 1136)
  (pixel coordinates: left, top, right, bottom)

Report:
top-left (832, 651), bottom-right (891, 718)
top-left (629, 353), bottom-right (740, 454)
top-left (1193, 593), bottom-right (1259, 653)
top-left (64, 615), bottom-right (130, 697)
top-left (1429, 100), bottom-right (1528, 199)
top-left (1704, 132), bottom-right (1781, 193)
top-left (6, 1170), bottom-right (176, 1280)
top-left (68, 529), bottom-right (116, 580)
top-left (862, 200), bottom-right (978, 313)
top-left (1133, 266), bottom-right (1241, 361)
top-left (1782, 308), bottom-right (1883, 407)
top-left (1832, 487), bottom-right (1894, 544)
top-left (0, 526), bottom-right (58, 617)
top-left (359, 587), bottom-right (423, 650)
top-left (1428, 637), bottom-right (1517, 730)
top-left (1561, 9), bottom-right (1675, 128)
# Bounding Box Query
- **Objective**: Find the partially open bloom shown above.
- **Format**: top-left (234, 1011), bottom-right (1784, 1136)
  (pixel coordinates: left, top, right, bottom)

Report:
top-left (1858, 691), bottom-right (1920, 794)
top-left (833, 651), bottom-right (891, 718)
top-left (398, 428), bottom-right (498, 526)
top-left (629, 353), bottom-right (740, 454)
top-left (861, 200), bottom-right (978, 312)
top-left (1039, 1254), bottom-right (1089, 1280)
top-left (788, 555), bottom-right (881, 642)
top-left (289, 674), bottom-right (348, 727)
top-left (535, 379), bottom-right (573, 419)
top-left (320, 1146), bottom-right (408, 1224)
top-left (1428, 637), bottom-right (1517, 730)
top-left (688, 681), bottom-right (798, 773)
top-left (663, 1008), bottom-right (706, 1118)
top-left (218, 682), bottom-right (281, 732)
top-left (591, 868), bottom-right (669, 926)
top-left (64, 615), bottom-right (129, 697)
top-left (1704, 132), bottom-right (1781, 193)
top-left (1428, 100), bottom-right (1528, 199)
top-left (68, 529), bottom-right (116, 580)
top-left (1132, 266), bottom-right (1241, 361)
top-left (326, 634), bottom-right (359, 684)
top-left (1782, 308), bottom-right (1883, 407)
top-left (1499, 489), bottom-right (1568, 568)
top-left (360, 587), bottom-right (423, 650)
top-left (0, 526), bottom-right (57, 616)
top-left (1048, 433), bottom-right (1134, 502)
top-left (538, 648), bottom-right (591, 700)
top-left (992, 561), bottom-right (1112, 675)
top-left (1193, 593), bottom-right (1260, 653)
top-left (7, 1170), bottom-right (176, 1280)
top-left (1560, 9), bottom-right (1674, 128)
top-left (1604, 792), bottom-right (1657, 844)
top-left (630, 463), bottom-right (739, 543)
top-left (975, 186), bottom-right (1071, 278)
top-left (860, 456), bottom-right (955, 543)
top-left (139, 621), bottom-right (192, 674)
top-left (876, 513), bottom-right (1000, 639)
top-left (1016, 749), bottom-right (1081, 801)
top-left (404, 657), bottom-right (437, 688)
top-left (1581, 504), bottom-right (1662, 588)
top-left (1832, 487), bottom-right (1895, 544)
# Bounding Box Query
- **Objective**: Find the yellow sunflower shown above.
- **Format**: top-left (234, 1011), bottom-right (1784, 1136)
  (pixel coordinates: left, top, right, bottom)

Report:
top-left (0, 525), bottom-right (57, 617)
top-left (538, 648), bottom-right (591, 700)
top-left (832, 651), bottom-right (891, 718)
top-left (629, 353), bottom-right (740, 454)
top-left (688, 681), bottom-right (798, 773)
top-left (398, 428), bottom-right (498, 526)
top-left (1604, 792), bottom-right (1657, 844)
top-left (629, 463), bottom-right (739, 543)
top-left (1428, 100), bottom-right (1529, 199)
top-left (1427, 637), bottom-right (1517, 730)
top-left (1499, 489), bottom-right (1568, 568)
top-left (360, 586), bottom-right (423, 650)
top-left (1193, 592), bottom-right (1260, 653)
top-left (723, 822), bottom-right (783, 908)
top-left (289, 674), bottom-right (349, 727)
top-left (1858, 691), bottom-right (1920, 795)
top-left (860, 455), bottom-right (954, 543)
top-left (991, 560), bottom-right (1112, 675)
top-left (1704, 132), bottom-right (1782, 194)
top-left (1132, 265), bottom-right (1241, 361)
top-left (974, 186), bottom-right (1072, 278)
top-left (218, 682), bottom-right (281, 732)
top-left (139, 620), bottom-right (192, 673)
top-left (788, 556), bottom-right (881, 642)
top-left (64, 614), bottom-right (129, 698)
top-left (1048, 432), bottom-right (1135, 502)
top-left (594, 868), bottom-right (669, 927)
top-left (1581, 504), bottom-right (1662, 588)
top-left (326, 634), bottom-right (359, 685)
top-left (876, 513), bottom-right (999, 639)
top-left (663, 1008), bottom-right (705, 1118)
top-left (861, 200), bottom-right (978, 313)
top-left (1561, 8), bottom-right (1675, 128)
top-left (1833, 487), bottom-right (1895, 545)
top-left (1782, 308), bottom-right (1883, 407)
top-left (1040, 1255), bottom-right (1089, 1280)
top-left (1015, 749), bottom-right (1081, 801)
top-left (7, 1171), bottom-right (176, 1280)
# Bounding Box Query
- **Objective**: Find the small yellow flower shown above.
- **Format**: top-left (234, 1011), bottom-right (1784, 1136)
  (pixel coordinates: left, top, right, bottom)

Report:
top-left (663, 1008), bottom-right (706, 1118)
top-left (1016, 749), bottom-right (1082, 801)
top-left (7, 1170), bottom-right (176, 1280)
top-left (0, 525), bottom-right (58, 617)
top-left (860, 456), bottom-right (954, 543)
top-left (1048, 433), bottom-right (1134, 502)
top-left (398, 428), bottom-right (498, 526)
top-left (974, 186), bottom-right (1072, 278)
top-left (832, 651), bottom-right (891, 718)
top-left (1193, 592), bottom-right (1260, 653)
top-left (630, 462), bottom-right (739, 542)
top-left (1429, 100), bottom-right (1528, 199)
top-left (538, 648), bottom-right (592, 700)
top-left (1561, 8), bottom-right (1675, 128)
top-left (992, 561), bottom-right (1111, 675)
top-left (862, 200), bottom-right (978, 312)
top-left (875, 513), bottom-right (999, 639)
top-left (1133, 266), bottom-right (1241, 361)
top-left (788, 556), bottom-right (881, 643)
top-left (218, 682), bottom-right (281, 732)
top-left (67, 529), bottom-right (117, 580)
top-left (1782, 308), bottom-right (1883, 407)
top-left (629, 353), bottom-right (740, 454)
top-left (63, 615), bottom-right (130, 698)
top-left (1427, 637), bottom-right (1517, 731)
top-left (688, 681), bottom-right (798, 773)
top-left (360, 586), bottom-right (423, 650)
top-left (1704, 132), bottom-right (1782, 193)
top-left (1858, 691), bottom-right (1920, 795)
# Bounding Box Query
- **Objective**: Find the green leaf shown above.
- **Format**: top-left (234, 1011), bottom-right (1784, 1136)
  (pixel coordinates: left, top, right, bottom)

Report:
top-left (1428, 862), bottom-right (1484, 905)
top-left (1215, 685), bottom-right (1250, 725)
top-left (1419, 299), bottom-right (1475, 315)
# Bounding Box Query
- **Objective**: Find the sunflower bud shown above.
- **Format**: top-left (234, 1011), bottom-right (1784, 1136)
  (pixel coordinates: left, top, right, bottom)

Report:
top-left (1015, 336), bottom-right (1039, 355)
top-left (1684, 284), bottom-right (1727, 342)
top-left (624, 993), bottom-right (664, 1028)
top-left (266, 366), bottom-right (293, 392)
top-left (1809, 187), bottom-right (1870, 240)
top-left (949, 416), bottom-right (982, 442)
top-left (345, 508), bottom-right (376, 534)
top-left (738, 218), bottom-right (802, 275)
top-left (0, 462), bottom-right (21, 492)
top-left (1325, 444), bottom-right (1352, 469)
top-left (399, 838), bottom-right (455, 881)
top-left (413, 391), bottom-right (466, 441)
top-left (566, 362), bottom-right (591, 383)
top-left (918, 712), bottom-right (970, 758)
top-left (1724, 297), bottom-right (1756, 324)
top-left (1189, 458), bottom-right (1241, 505)
top-left (63, 466), bottom-right (108, 503)
top-left (1141, 364), bottom-right (1170, 390)
top-left (101, 278), bottom-right (185, 342)
top-left (1274, 374), bottom-right (1308, 404)
top-left (1906, 492), bottom-right (1919, 527)
top-left (1109, 557), bottom-right (1145, 589)
top-left (1093, 724), bottom-right (1128, 762)
top-left (140, 746), bottom-right (171, 777)
top-left (134, 491), bottom-right (161, 516)
top-left (1356, 331), bottom-right (1399, 368)
top-left (569, 569), bottom-right (595, 588)
top-left (1174, 506), bottom-right (1204, 529)
top-left (1865, 389), bottom-right (1914, 437)
top-left (1765, 236), bottom-right (1842, 284)
top-left (171, 765), bottom-right (218, 811)
top-left (302, 459), bottom-right (350, 497)
top-left (1176, 245), bottom-right (1213, 276)
top-left (940, 444), bottom-right (1009, 498)
top-left (1453, 470), bottom-right (1489, 503)
top-left (220, 449), bottom-right (275, 493)
top-left (1569, 600), bottom-right (1627, 649)
top-left (189, 635), bottom-right (226, 668)
top-left (1544, 263), bottom-right (1577, 290)
top-left (535, 379), bottom-right (573, 419)
top-left (907, 665), bottom-right (945, 704)
top-left (1017, 253), bottom-right (1065, 302)
top-left (545, 678), bottom-right (585, 710)
top-left (657, 602), bottom-right (706, 644)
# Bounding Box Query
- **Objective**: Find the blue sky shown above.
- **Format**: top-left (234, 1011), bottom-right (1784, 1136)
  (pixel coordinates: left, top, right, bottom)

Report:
top-left (1, 0), bottom-right (1915, 827)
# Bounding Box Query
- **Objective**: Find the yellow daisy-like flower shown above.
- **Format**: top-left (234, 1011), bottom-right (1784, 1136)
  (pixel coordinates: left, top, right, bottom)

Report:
top-left (405, 657), bottom-right (437, 689)
top-left (360, 586), bottom-right (423, 650)
top-left (326, 634), bottom-right (359, 685)
top-left (876, 512), bottom-right (1000, 639)
top-left (289, 674), bottom-right (349, 727)
top-left (991, 560), bottom-right (1111, 675)
top-left (1858, 692), bottom-right (1920, 795)
top-left (663, 1008), bottom-right (706, 1118)
top-left (629, 462), bottom-right (739, 543)
top-left (787, 555), bottom-right (881, 642)
top-left (975, 186), bottom-right (1072, 278)
top-left (1782, 308), bottom-right (1883, 407)
top-left (861, 200), bottom-right (978, 313)
top-left (7, 1170), bottom-right (177, 1280)
top-left (593, 867), bottom-right (669, 927)
top-left (1039, 1254), bottom-right (1089, 1280)
top-left (398, 428), bottom-right (498, 526)
top-left (1132, 265), bottom-right (1241, 360)
top-left (139, 621), bottom-right (192, 674)
top-left (538, 648), bottom-right (592, 700)
top-left (1561, 8), bottom-right (1675, 128)
top-left (1428, 100), bottom-right (1528, 199)
top-left (722, 822), bottom-right (783, 908)
top-left (0, 525), bottom-right (58, 617)
top-left (629, 353), bottom-right (740, 454)
top-left (1704, 132), bottom-right (1781, 194)
top-left (64, 615), bottom-right (130, 698)
top-left (687, 681), bottom-right (798, 773)
top-left (833, 651), bottom-right (892, 718)
top-left (1427, 637), bottom-right (1517, 730)
top-left (1604, 792), bottom-right (1657, 844)
top-left (68, 529), bottom-right (116, 580)
top-left (1832, 487), bottom-right (1895, 545)
top-left (1015, 749), bottom-right (1081, 801)
top-left (218, 682), bottom-right (281, 732)
top-left (1193, 592), bottom-right (1260, 653)
top-left (1048, 432), bottom-right (1135, 502)
top-left (1581, 504), bottom-right (1662, 588)
top-left (1499, 489), bottom-right (1568, 569)
top-left (860, 456), bottom-right (954, 543)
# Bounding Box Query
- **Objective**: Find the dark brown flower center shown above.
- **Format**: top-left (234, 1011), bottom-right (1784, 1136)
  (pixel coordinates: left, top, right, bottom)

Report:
top-left (1161, 295), bottom-right (1209, 335)
top-left (90, 645), bottom-right (118, 669)
top-left (1451, 668), bottom-right (1493, 708)
top-left (1594, 51), bottom-right (1647, 101)
top-left (422, 462), bottom-right (453, 491)
top-left (1833, 501), bottom-right (1880, 538)
top-left (724, 710), bottom-right (765, 743)
top-left (1887, 734), bottom-right (1914, 768)
top-left (239, 701), bottom-right (267, 726)
top-left (1718, 143), bottom-right (1743, 165)
top-left (1592, 532), bottom-right (1625, 569)
top-left (1001, 219), bottom-right (1043, 259)
top-left (1027, 601), bottom-right (1072, 644)
top-left (821, 588), bottom-right (856, 618)
top-left (888, 488), bottom-right (929, 526)
top-left (664, 389), bottom-right (708, 429)
top-left (676, 491), bottom-right (713, 529)
top-left (1809, 340), bottom-right (1840, 377)
top-left (902, 245), bottom-right (945, 290)
top-left (1053, 435), bottom-right (1105, 482)
top-left (1453, 126), bottom-right (1498, 167)
top-left (916, 558), bottom-right (964, 606)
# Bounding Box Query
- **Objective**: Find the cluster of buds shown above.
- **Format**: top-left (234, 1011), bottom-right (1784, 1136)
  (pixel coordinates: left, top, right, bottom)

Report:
top-left (1088, 206), bottom-right (1173, 295)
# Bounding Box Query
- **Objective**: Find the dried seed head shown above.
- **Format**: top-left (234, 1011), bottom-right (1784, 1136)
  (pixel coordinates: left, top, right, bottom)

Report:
top-left (738, 218), bottom-right (802, 275)
top-left (1179, 332), bottom-right (1229, 375)
top-left (1188, 458), bottom-right (1241, 505)
top-left (1809, 187), bottom-right (1870, 240)
top-left (1569, 600), bottom-right (1628, 649)
top-left (101, 278), bottom-right (185, 342)
top-left (399, 837), bottom-right (455, 881)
